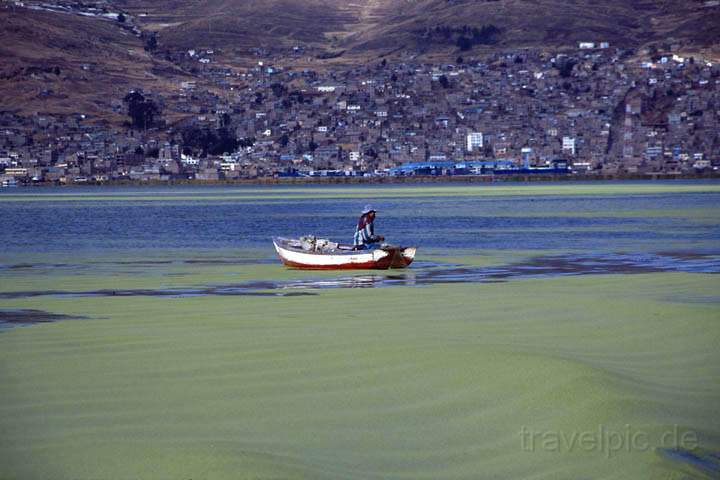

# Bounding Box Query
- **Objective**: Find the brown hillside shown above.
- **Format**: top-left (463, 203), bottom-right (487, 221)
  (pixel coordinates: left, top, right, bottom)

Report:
top-left (344, 0), bottom-right (720, 54)
top-left (0, 6), bottom-right (187, 121)
top-left (112, 0), bottom-right (362, 50)
top-left (110, 0), bottom-right (720, 57)
top-left (1, 0), bottom-right (717, 123)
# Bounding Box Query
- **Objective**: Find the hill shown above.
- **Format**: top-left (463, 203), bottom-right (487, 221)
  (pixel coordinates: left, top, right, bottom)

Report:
top-left (0, 4), bottom-right (188, 121)
top-left (2, 0), bottom-right (718, 125)
top-left (345, 0), bottom-right (720, 55)
top-left (110, 0), bottom-right (720, 60)
top-left (111, 0), bottom-right (362, 51)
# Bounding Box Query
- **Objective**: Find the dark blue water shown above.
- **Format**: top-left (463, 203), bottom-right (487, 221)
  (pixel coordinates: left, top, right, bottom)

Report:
top-left (1, 182), bottom-right (719, 254)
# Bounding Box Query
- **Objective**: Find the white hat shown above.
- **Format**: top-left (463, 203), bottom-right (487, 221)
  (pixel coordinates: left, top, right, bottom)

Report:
top-left (361, 205), bottom-right (376, 214)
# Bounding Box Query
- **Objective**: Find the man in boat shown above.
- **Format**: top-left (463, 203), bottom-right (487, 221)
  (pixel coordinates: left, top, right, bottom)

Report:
top-left (353, 205), bottom-right (384, 250)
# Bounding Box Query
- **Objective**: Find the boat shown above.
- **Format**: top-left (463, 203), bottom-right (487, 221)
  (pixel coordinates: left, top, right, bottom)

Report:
top-left (273, 237), bottom-right (416, 270)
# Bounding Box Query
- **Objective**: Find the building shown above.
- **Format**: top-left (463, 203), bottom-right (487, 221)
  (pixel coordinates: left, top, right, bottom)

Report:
top-left (3, 167), bottom-right (28, 178)
top-left (466, 132), bottom-right (484, 152)
top-left (521, 147), bottom-right (533, 167)
top-left (562, 137), bottom-right (576, 156)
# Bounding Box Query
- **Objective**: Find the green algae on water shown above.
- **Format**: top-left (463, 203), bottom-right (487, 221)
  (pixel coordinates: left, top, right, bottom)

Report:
top-left (0, 271), bottom-right (718, 479)
top-left (2, 182), bottom-right (720, 203)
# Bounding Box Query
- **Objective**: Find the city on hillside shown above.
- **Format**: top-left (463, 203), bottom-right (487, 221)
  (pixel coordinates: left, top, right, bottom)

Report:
top-left (1, 39), bottom-right (719, 186)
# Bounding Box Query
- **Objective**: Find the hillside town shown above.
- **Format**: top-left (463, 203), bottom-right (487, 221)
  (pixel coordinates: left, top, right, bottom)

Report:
top-left (1, 42), bottom-right (719, 186)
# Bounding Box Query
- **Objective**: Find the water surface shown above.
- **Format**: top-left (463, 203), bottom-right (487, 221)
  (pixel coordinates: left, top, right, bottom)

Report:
top-left (1, 181), bottom-right (719, 480)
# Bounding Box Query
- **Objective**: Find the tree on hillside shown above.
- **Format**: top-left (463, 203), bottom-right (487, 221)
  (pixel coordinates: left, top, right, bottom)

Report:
top-left (456, 36), bottom-right (473, 51)
top-left (123, 91), bottom-right (161, 130)
top-left (473, 25), bottom-right (500, 44)
top-left (270, 83), bottom-right (287, 98)
top-left (220, 112), bottom-right (231, 128)
top-left (143, 33), bottom-right (157, 52)
top-left (289, 90), bottom-right (306, 104)
top-left (210, 128), bottom-right (238, 155)
top-left (181, 126), bottom-right (240, 156)
top-left (555, 58), bottom-right (577, 78)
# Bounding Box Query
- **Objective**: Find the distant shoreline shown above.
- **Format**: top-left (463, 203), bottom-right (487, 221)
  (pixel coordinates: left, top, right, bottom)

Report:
top-left (8, 172), bottom-right (720, 188)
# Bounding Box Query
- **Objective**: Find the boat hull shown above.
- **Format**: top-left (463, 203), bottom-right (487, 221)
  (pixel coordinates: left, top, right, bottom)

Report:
top-left (273, 238), bottom-right (416, 270)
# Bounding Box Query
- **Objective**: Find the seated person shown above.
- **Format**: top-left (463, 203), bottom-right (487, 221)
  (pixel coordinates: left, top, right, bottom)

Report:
top-left (353, 205), bottom-right (384, 250)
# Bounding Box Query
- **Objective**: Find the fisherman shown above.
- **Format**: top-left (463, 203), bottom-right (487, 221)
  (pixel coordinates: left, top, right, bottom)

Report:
top-left (353, 205), bottom-right (384, 250)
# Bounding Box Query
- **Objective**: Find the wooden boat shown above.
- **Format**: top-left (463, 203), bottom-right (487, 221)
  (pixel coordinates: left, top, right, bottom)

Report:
top-left (273, 237), bottom-right (416, 270)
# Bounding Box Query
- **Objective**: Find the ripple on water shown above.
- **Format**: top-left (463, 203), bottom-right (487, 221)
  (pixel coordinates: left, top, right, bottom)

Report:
top-left (0, 252), bottom-right (717, 302)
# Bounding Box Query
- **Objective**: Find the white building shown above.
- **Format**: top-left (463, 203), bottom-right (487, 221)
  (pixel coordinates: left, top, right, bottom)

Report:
top-left (562, 137), bottom-right (577, 156)
top-left (466, 132), bottom-right (484, 152)
top-left (180, 153), bottom-right (199, 166)
top-left (220, 162), bottom-right (239, 172)
top-left (521, 147), bottom-right (533, 167)
top-left (572, 161), bottom-right (592, 172)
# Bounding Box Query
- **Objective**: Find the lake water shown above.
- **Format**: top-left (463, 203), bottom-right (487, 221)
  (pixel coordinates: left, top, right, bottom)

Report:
top-left (1, 181), bottom-right (719, 479)
top-left (2, 181), bottom-right (720, 253)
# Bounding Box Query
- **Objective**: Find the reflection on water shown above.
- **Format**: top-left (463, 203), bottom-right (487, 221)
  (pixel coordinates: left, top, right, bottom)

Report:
top-left (275, 251), bottom-right (720, 289)
top-left (1, 252), bottom-right (717, 300)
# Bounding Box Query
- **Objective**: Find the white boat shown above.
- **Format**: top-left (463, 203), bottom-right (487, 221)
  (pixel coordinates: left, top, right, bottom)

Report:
top-left (273, 237), bottom-right (416, 270)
